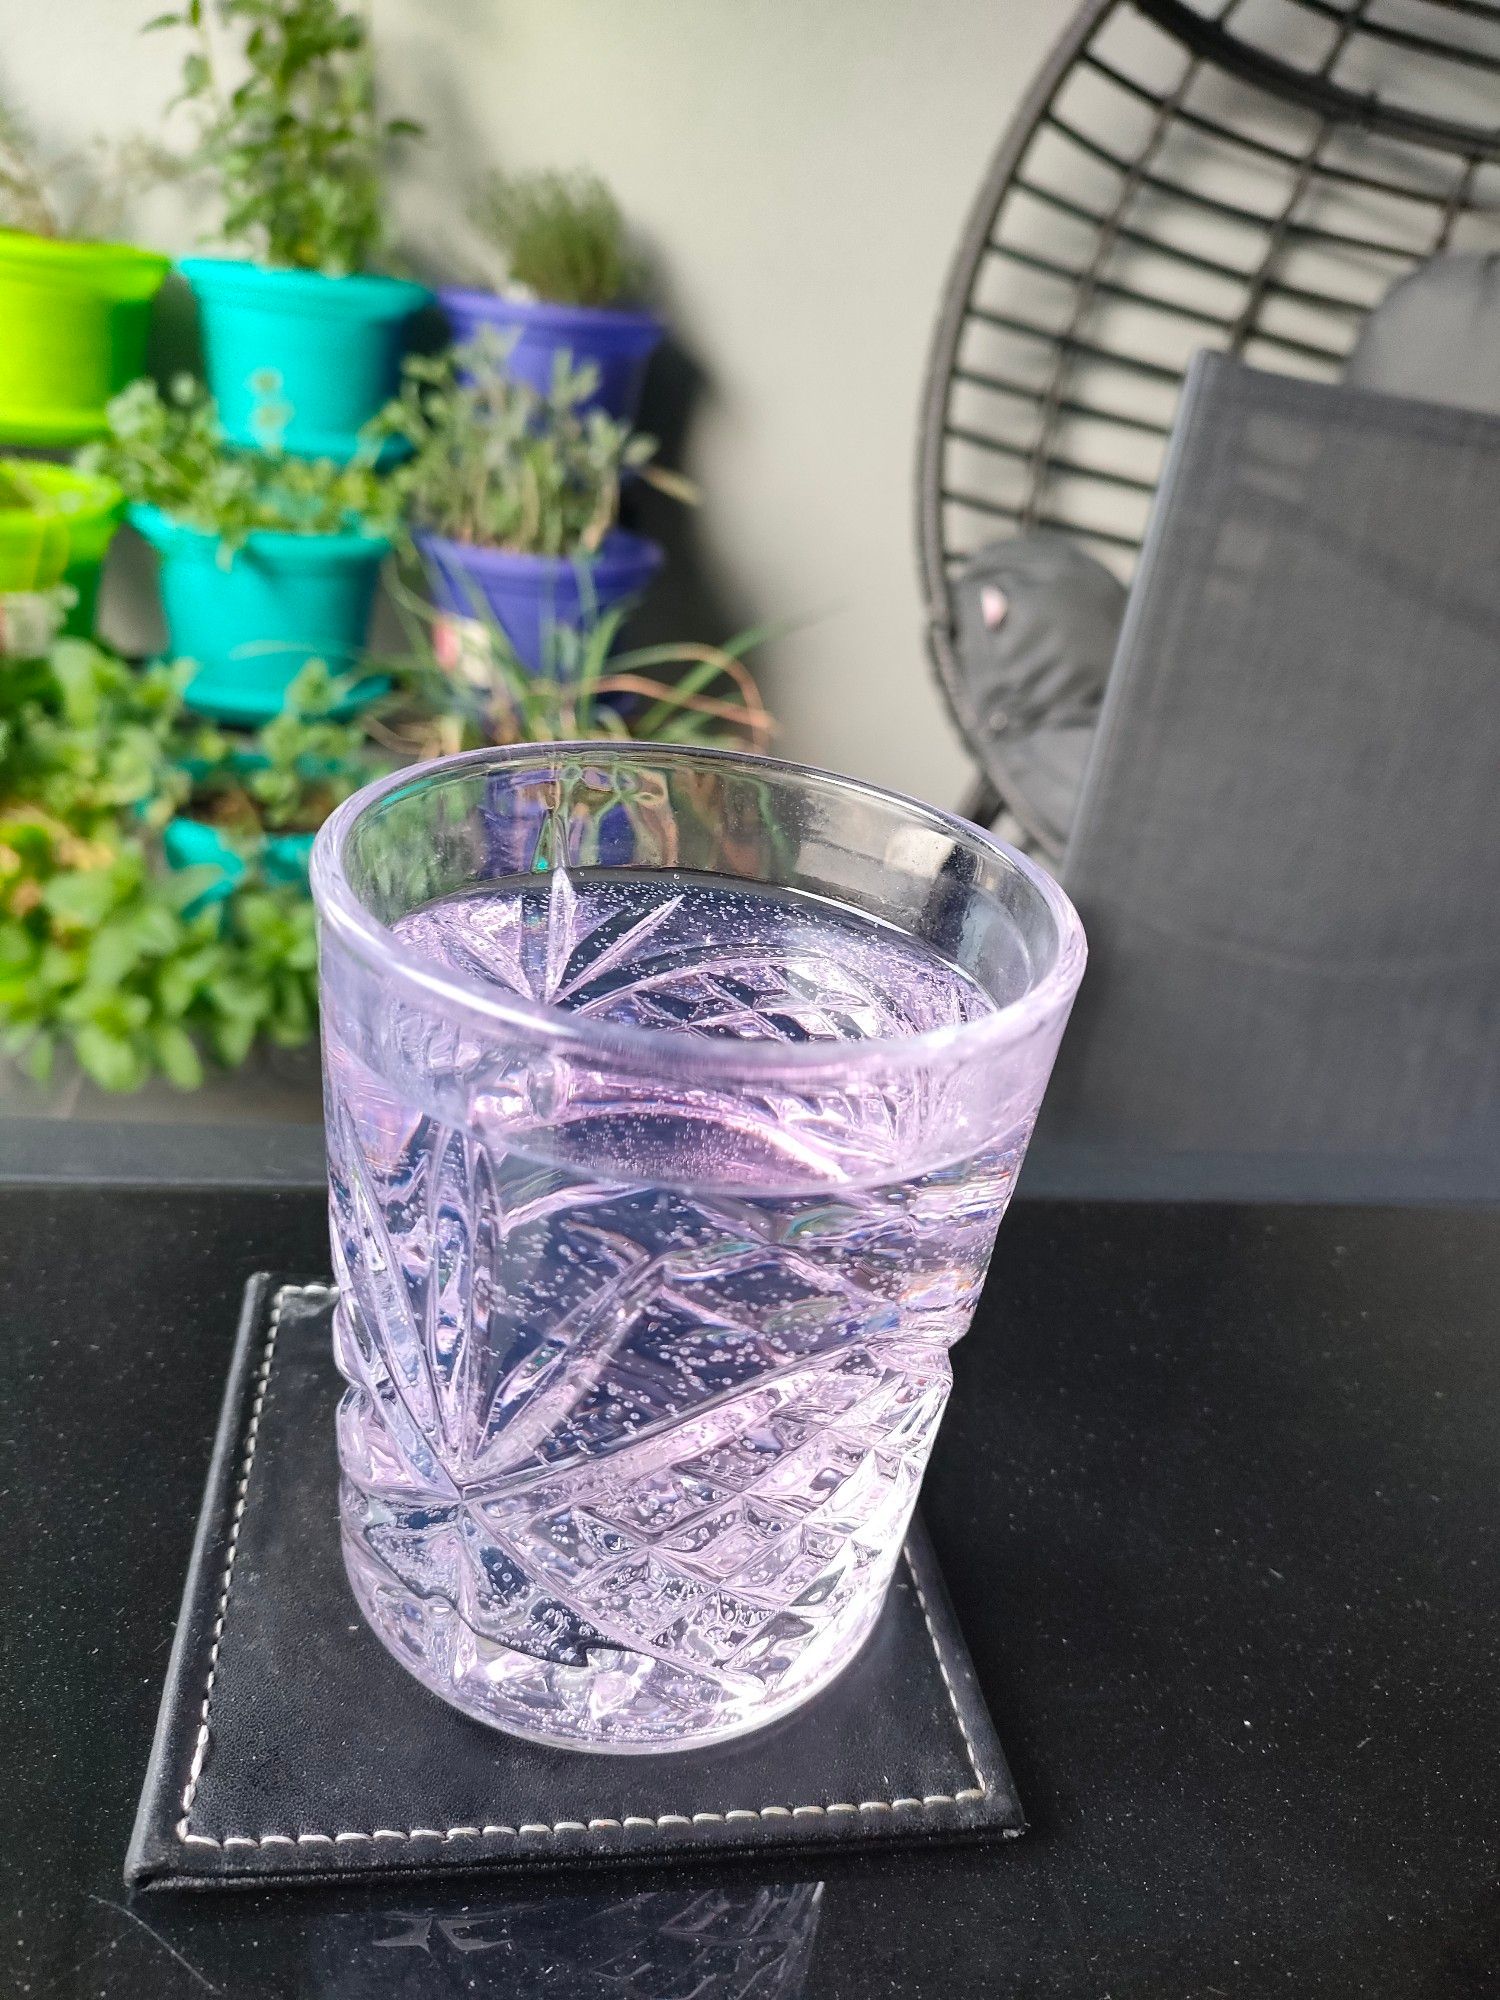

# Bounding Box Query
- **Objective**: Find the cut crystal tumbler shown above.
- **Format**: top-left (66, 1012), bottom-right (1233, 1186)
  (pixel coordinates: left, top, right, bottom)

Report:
top-left (312, 745), bottom-right (1085, 1751)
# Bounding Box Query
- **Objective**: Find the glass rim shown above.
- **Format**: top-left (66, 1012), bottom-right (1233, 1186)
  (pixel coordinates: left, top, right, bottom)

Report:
top-left (311, 740), bottom-right (1086, 1077)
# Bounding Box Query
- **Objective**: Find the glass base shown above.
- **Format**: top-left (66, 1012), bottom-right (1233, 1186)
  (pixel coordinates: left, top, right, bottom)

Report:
top-left (341, 1524), bottom-right (889, 1755)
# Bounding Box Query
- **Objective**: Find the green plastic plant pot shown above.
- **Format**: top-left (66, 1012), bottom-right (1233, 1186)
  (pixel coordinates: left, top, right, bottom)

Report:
top-left (0, 232), bottom-right (170, 447)
top-left (60, 522), bottom-right (127, 639)
top-left (179, 258), bottom-right (430, 462)
top-left (0, 460), bottom-right (125, 629)
top-left (129, 502), bottom-right (389, 725)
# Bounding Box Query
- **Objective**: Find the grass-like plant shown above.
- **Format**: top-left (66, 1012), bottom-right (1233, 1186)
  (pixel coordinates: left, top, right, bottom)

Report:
top-left (149, 0), bottom-right (421, 275)
top-left (372, 576), bottom-right (774, 761)
top-left (370, 331), bottom-right (693, 557)
top-left (80, 375), bottom-right (400, 552)
top-left (0, 100), bottom-right (158, 242)
top-left (476, 167), bottom-right (645, 309)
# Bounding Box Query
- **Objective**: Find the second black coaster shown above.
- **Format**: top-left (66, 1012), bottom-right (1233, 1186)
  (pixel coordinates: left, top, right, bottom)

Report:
top-left (128, 1277), bottom-right (1024, 1890)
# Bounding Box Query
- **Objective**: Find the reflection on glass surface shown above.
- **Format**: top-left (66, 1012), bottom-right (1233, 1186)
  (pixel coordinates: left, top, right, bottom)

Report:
top-left (304, 1881), bottom-right (824, 1999)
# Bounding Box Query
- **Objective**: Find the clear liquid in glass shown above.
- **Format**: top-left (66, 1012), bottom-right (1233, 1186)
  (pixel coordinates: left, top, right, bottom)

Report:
top-left (327, 870), bottom-right (1023, 1750)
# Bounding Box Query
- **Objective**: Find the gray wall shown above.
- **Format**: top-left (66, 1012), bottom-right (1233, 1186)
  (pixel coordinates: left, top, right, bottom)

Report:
top-left (5, 1), bottom-right (1060, 806)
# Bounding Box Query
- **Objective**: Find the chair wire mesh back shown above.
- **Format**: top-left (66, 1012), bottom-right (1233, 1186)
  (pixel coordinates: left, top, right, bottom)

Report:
top-left (918, 0), bottom-right (1500, 778)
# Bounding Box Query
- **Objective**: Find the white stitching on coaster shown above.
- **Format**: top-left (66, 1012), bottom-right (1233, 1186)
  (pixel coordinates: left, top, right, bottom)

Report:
top-left (176, 1283), bottom-right (991, 1852)
top-left (175, 1282), bottom-right (336, 1847)
top-left (903, 1538), bottom-right (989, 1799)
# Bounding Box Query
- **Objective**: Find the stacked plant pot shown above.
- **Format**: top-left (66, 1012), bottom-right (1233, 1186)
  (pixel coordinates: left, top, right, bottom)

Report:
top-left (135, 500), bottom-right (394, 727)
top-left (415, 518), bottom-right (663, 679)
top-left (0, 4), bottom-right (756, 1106)
top-left (0, 232), bottom-right (170, 447)
top-left (440, 285), bottom-right (662, 427)
top-left (411, 167), bottom-right (669, 674)
top-left (137, 259), bottom-right (428, 727)
top-left (111, 0), bottom-right (429, 727)
top-left (0, 231), bottom-right (159, 643)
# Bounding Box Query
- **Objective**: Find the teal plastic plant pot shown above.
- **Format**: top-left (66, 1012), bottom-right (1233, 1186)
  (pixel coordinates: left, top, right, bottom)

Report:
top-left (0, 460), bottom-right (125, 625)
top-left (163, 814), bottom-right (244, 907)
top-left (164, 816), bottom-right (314, 912)
top-left (0, 231), bottom-right (170, 447)
top-left (179, 259), bottom-right (431, 461)
top-left (129, 502), bottom-right (390, 725)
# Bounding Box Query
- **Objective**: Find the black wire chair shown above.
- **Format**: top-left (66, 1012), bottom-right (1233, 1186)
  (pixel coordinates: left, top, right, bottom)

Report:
top-left (917, 0), bottom-right (1500, 831)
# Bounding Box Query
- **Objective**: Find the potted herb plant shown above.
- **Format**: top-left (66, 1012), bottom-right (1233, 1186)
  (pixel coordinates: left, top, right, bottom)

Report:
top-left (0, 103), bottom-right (169, 446)
top-left (0, 458), bottom-right (125, 636)
top-left (82, 376), bottom-right (397, 723)
top-left (443, 168), bottom-right (662, 424)
top-left (371, 332), bottom-right (694, 675)
top-left (163, 662), bottom-right (382, 902)
top-left (392, 591), bottom-right (773, 752)
top-left (0, 636), bottom-right (320, 1090)
top-left (153, 0), bottom-right (428, 460)
top-left (375, 586), bottom-right (774, 871)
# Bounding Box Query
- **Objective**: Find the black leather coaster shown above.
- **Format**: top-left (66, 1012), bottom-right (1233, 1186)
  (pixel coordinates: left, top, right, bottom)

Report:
top-left (127, 1277), bottom-right (1024, 1890)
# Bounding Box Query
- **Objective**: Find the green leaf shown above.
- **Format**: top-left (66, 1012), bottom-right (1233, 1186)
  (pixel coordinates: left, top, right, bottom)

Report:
top-left (210, 1010), bottom-right (259, 1068)
top-left (38, 942), bottom-right (86, 993)
top-left (204, 966), bottom-right (267, 1021)
top-left (158, 945), bottom-right (223, 1019)
top-left (20, 1034), bottom-right (54, 1086)
top-left (282, 927), bottom-right (317, 973)
top-left (132, 902), bottom-right (184, 956)
top-left (74, 1024), bottom-right (145, 1094)
top-left (162, 864), bottom-right (224, 914)
top-left (60, 987), bottom-right (152, 1035)
top-left (85, 919), bottom-right (150, 991)
top-left (0, 921), bottom-right (35, 973)
top-left (152, 1021), bottom-right (204, 1091)
top-left (267, 976), bottom-right (313, 1046)
top-left (238, 896), bottom-right (280, 943)
top-left (41, 868), bottom-right (121, 930)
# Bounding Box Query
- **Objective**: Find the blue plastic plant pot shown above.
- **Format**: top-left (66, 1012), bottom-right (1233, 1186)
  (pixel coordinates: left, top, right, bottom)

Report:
top-left (415, 528), bottom-right (662, 676)
top-left (131, 502), bottom-right (390, 725)
top-left (476, 787), bottom-right (635, 878)
top-left (180, 259), bottom-right (430, 461)
top-left (438, 288), bottom-right (663, 424)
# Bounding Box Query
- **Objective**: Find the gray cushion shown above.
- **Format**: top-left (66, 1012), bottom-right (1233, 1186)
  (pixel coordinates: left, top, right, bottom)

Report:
top-left (951, 533), bottom-right (1125, 855)
top-left (1345, 252), bottom-right (1500, 417)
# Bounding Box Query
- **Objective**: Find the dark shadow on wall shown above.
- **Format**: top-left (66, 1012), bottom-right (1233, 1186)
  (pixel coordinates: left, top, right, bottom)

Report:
top-left (148, 267), bottom-right (202, 387)
top-left (623, 333), bottom-right (758, 656)
top-left (96, 274), bottom-right (203, 657)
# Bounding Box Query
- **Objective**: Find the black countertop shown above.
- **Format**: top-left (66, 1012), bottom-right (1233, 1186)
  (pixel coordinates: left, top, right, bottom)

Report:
top-left (3, 1187), bottom-right (1496, 1997)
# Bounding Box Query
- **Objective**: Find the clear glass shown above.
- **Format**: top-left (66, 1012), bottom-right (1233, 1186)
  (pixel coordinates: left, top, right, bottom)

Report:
top-left (312, 744), bottom-right (1085, 1752)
